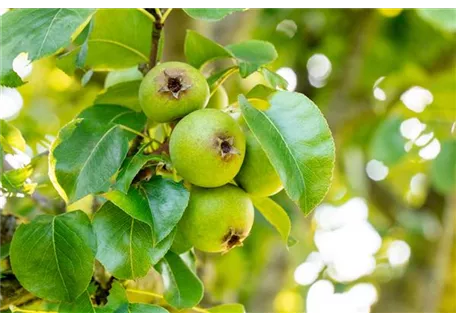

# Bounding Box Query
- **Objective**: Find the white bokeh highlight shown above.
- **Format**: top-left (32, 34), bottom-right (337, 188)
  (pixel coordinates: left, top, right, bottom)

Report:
top-left (307, 54), bottom-right (332, 88)
top-left (0, 87), bottom-right (23, 120)
top-left (276, 67), bottom-right (297, 91)
top-left (387, 240), bottom-right (411, 267)
top-left (400, 86), bottom-right (433, 113)
top-left (366, 159), bottom-right (389, 181)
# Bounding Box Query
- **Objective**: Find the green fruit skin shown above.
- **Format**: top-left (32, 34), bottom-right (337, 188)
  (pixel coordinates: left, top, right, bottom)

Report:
top-left (206, 86), bottom-right (229, 109)
top-left (139, 61), bottom-right (210, 123)
top-left (235, 132), bottom-right (284, 197)
top-left (170, 109), bottom-right (246, 188)
top-left (104, 67), bottom-right (143, 88)
top-left (179, 185), bottom-right (254, 253)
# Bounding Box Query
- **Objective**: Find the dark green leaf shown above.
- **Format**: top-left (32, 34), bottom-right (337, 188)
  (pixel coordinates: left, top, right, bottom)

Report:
top-left (59, 9), bottom-right (153, 71)
top-left (128, 303), bottom-right (168, 313)
top-left (0, 243), bottom-right (11, 260)
top-left (239, 93), bottom-right (335, 215)
top-left (107, 176), bottom-right (190, 244)
top-left (369, 116), bottom-right (406, 166)
top-left (59, 291), bottom-right (95, 313)
top-left (92, 202), bottom-right (154, 279)
top-left (114, 148), bottom-right (164, 193)
top-left (184, 30), bottom-right (232, 69)
top-left (10, 210), bottom-right (96, 302)
top-left (183, 9), bottom-right (245, 21)
top-left (49, 119), bottom-right (129, 203)
top-left (95, 81), bottom-right (142, 112)
top-left (156, 251), bottom-right (204, 309)
top-left (251, 197), bottom-right (291, 244)
top-left (226, 41), bottom-right (278, 77)
top-left (0, 120), bottom-right (26, 153)
top-left (208, 303), bottom-right (246, 313)
top-left (431, 140), bottom-right (456, 194)
top-left (0, 9), bottom-right (95, 87)
top-left (261, 68), bottom-right (288, 90)
top-left (417, 9), bottom-right (456, 32)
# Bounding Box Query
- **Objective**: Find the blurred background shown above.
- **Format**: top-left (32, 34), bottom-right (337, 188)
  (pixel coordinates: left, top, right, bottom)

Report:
top-left (1, 8), bottom-right (455, 313)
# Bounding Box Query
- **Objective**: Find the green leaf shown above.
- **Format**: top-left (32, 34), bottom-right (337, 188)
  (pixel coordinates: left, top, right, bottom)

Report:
top-left (128, 303), bottom-right (169, 313)
top-left (0, 9), bottom-right (95, 87)
top-left (184, 30), bottom-right (232, 69)
top-left (156, 251), bottom-right (204, 309)
top-left (49, 105), bottom-right (146, 203)
top-left (417, 9), bottom-right (456, 32)
top-left (431, 140), bottom-right (456, 194)
top-left (59, 291), bottom-right (95, 313)
top-left (114, 148), bottom-right (164, 193)
top-left (92, 202), bottom-right (155, 279)
top-left (81, 69), bottom-right (94, 86)
top-left (0, 120), bottom-right (26, 153)
top-left (59, 9), bottom-right (153, 71)
top-left (106, 176), bottom-right (190, 244)
top-left (1, 165), bottom-right (37, 195)
top-left (226, 41), bottom-right (278, 77)
top-left (49, 119), bottom-right (129, 203)
top-left (261, 68), bottom-right (288, 90)
top-left (369, 116), bottom-right (406, 166)
top-left (239, 92), bottom-right (335, 215)
top-left (208, 303), bottom-right (246, 313)
top-left (10, 210), bottom-right (96, 302)
top-left (183, 9), bottom-right (245, 21)
top-left (246, 84), bottom-right (276, 100)
top-left (0, 243), bottom-right (11, 260)
top-left (207, 67), bottom-right (238, 89)
top-left (95, 81), bottom-right (142, 112)
top-left (96, 281), bottom-right (129, 313)
top-left (251, 197), bottom-right (291, 244)
top-left (104, 67), bottom-right (143, 89)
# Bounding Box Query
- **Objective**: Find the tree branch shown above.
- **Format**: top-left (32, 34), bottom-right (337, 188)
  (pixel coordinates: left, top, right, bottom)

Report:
top-left (141, 8), bottom-right (165, 75)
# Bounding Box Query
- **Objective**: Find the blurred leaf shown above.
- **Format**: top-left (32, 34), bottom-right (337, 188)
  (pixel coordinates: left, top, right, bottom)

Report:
top-left (183, 9), bottom-right (245, 21)
top-left (431, 139), bottom-right (456, 194)
top-left (81, 69), bottom-right (94, 86)
top-left (184, 30), bottom-right (232, 69)
top-left (369, 116), bottom-right (406, 166)
top-left (104, 67), bottom-right (143, 89)
top-left (226, 41), bottom-right (278, 77)
top-left (417, 9), bottom-right (456, 32)
top-left (251, 197), bottom-right (291, 244)
top-left (106, 176), bottom-right (190, 244)
top-left (92, 202), bottom-right (155, 279)
top-left (157, 251), bottom-right (204, 309)
top-left (0, 243), bottom-right (11, 260)
top-left (0, 8), bottom-right (95, 87)
top-left (95, 81), bottom-right (143, 112)
top-left (114, 147), bottom-right (163, 193)
top-left (59, 9), bottom-right (153, 71)
top-left (207, 67), bottom-right (238, 89)
top-left (1, 165), bottom-right (36, 195)
top-left (246, 84), bottom-right (276, 100)
top-left (0, 120), bottom-right (26, 153)
top-left (239, 93), bottom-right (335, 215)
top-left (128, 303), bottom-right (169, 313)
top-left (10, 211), bottom-right (96, 301)
top-left (59, 291), bottom-right (95, 313)
top-left (75, 19), bottom-right (94, 68)
top-left (208, 303), bottom-right (246, 313)
top-left (261, 68), bottom-right (288, 90)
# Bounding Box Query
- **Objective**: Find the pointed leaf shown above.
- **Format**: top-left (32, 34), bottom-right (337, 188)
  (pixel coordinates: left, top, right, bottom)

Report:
top-left (0, 9), bottom-right (95, 87)
top-left (226, 41), bottom-right (278, 77)
top-left (0, 120), bottom-right (26, 152)
top-left (183, 9), bottom-right (245, 21)
top-left (92, 202), bottom-right (155, 279)
top-left (10, 210), bottom-right (96, 302)
top-left (156, 251), bottom-right (204, 309)
top-left (251, 197), bottom-right (291, 244)
top-left (208, 303), bottom-right (246, 313)
top-left (239, 93), bottom-right (335, 215)
top-left (184, 30), bottom-right (232, 69)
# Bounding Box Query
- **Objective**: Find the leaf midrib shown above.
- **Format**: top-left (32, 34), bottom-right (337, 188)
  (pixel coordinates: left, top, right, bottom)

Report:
top-left (51, 217), bottom-right (71, 300)
top-left (37, 9), bottom-right (63, 56)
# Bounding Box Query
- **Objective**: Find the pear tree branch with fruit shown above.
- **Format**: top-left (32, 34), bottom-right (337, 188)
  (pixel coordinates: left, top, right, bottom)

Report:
top-left (0, 8), bottom-right (335, 313)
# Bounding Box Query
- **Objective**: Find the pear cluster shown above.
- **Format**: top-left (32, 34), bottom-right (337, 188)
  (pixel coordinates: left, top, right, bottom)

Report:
top-left (139, 62), bottom-right (283, 253)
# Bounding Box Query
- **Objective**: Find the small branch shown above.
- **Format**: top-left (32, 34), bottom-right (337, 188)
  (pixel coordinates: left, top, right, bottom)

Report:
top-left (118, 125), bottom-right (148, 139)
top-left (142, 8), bottom-right (166, 75)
